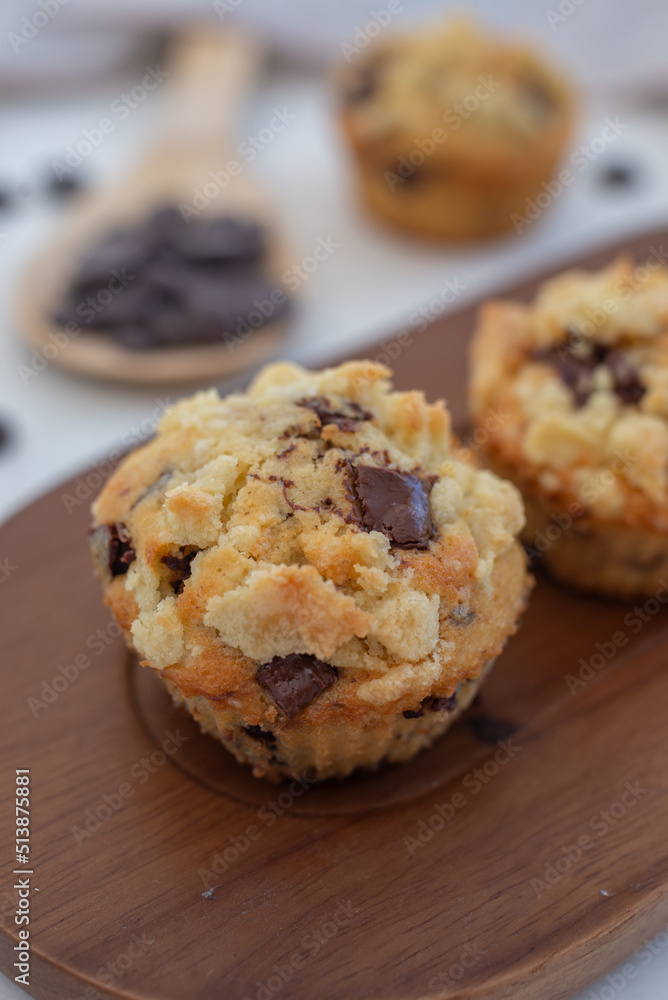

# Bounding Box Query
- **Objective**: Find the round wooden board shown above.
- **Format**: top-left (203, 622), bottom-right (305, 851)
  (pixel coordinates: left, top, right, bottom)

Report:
top-left (2, 229), bottom-right (668, 1000)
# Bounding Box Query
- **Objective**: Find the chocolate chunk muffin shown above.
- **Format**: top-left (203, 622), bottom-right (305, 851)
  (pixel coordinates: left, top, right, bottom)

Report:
top-left (91, 361), bottom-right (529, 781)
top-left (470, 255), bottom-right (668, 599)
top-left (339, 20), bottom-right (574, 240)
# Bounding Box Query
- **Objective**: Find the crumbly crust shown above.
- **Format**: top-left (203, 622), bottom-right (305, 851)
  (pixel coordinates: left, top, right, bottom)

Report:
top-left (339, 20), bottom-right (574, 239)
top-left (470, 256), bottom-right (668, 596)
top-left (93, 360), bottom-right (528, 779)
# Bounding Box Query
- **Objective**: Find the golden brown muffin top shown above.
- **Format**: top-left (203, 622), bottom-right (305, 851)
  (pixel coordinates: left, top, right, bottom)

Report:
top-left (92, 360), bottom-right (524, 716)
top-left (340, 20), bottom-right (573, 170)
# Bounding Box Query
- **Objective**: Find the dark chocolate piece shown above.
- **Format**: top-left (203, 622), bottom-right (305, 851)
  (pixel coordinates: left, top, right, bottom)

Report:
top-left (429, 694), bottom-right (457, 712)
top-left (604, 349), bottom-right (646, 404)
top-left (404, 691), bottom-right (458, 719)
top-left (242, 725), bottom-right (277, 748)
top-left (176, 216), bottom-right (264, 263)
top-left (53, 207), bottom-right (289, 349)
top-left (161, 549), bottom-right (198, 594)
top-left (0, 419), bottom-right (11, 452)
top-left (386, 161), bottom-right (422, 187)
top-left (522, 76), bottom-right (556, 118)
top-left (47, 174), bottom-right (83, 199)
top-left (353, 465), bottom-right (432, 548)
top-left (132, 469), bottom-right (173, 507)
top-left (467, 714), bottom-right (519, 745)
top-left (345, 63), bottom-right (380, 104)
top-left (298, 397), bottom-right (371, 434)
top-left (103, 523), bottom-right (136, 577)
top-left (256, 653), bottom-right (338, 717)
top-left (533, 342), bottom-right (602, 406)
top-left (599, 164), bottom-right (637, 188)
top-left (533, 341), bottom-right (645, 407)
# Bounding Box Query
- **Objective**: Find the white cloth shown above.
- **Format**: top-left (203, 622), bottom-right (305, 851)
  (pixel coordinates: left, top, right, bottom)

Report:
top-left (0, 0), bottom-right (666, 95)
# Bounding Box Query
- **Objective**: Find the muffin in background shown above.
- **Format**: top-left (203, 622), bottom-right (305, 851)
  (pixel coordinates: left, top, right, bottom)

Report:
top-left (339, 20), bottom-right (574, 241)
top-left (90, 360), bottom-right (529, 782)
top-left (470, 255), bottom-right (668, 599)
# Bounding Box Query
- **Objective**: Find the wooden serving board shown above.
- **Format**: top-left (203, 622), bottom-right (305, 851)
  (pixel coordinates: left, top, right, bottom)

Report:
top-left (2, 228), bottom-right (668, 1000)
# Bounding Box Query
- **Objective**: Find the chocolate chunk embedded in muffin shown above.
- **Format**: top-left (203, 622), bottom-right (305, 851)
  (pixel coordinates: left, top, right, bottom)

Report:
top-left (91, 360), bottom-right (530, 781)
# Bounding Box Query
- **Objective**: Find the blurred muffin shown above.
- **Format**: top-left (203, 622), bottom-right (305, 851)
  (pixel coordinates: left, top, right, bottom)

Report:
top-left (339, 20), bottom-right (574, 240)
top-left (470, 255), bottom-right (668, 598)
top-left (91, 360), bottom-right (529, 782)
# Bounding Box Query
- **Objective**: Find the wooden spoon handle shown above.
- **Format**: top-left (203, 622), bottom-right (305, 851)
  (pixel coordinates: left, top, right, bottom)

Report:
top-left (159, 28), bottom-right (260, 152)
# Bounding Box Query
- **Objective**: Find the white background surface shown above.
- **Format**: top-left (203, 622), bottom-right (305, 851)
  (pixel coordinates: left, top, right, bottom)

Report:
top-left (1, 10), bottom-right (668, 1000)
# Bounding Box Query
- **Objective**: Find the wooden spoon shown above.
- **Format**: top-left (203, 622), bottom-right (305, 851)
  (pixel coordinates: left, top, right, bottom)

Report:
top-left (15, 29), bottom-right (292, 385)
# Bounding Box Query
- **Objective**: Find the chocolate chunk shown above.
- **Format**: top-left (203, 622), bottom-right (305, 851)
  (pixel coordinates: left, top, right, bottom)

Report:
top-left (99, 523), bottom-right (136, 577)
top-left (345, 63), bottom-right (380, 104)
top-left (242, 725), bottom-right (277, 747)
top-left (388, 161), bottom-right (422, 186)
top-left (176, 216), bottom-right (264, 263)
top-left (599, 164), bottom-right (637, 188)
top-left (133, 469), bottom-right (173, 507)
top-left (533, 342), bottom-right (601, 406)
top-left (162, 549), bottom-right (198, 594)
top-left (404, 692), bottom-right (458, 718)
top-left (71, 231), bottom-right (150, 288)
top-left (47, 173), bottom-right (84, 199)
top-left (115, 325), bottom-right (162, 351)
top-left (0, 419), bottom-right (11, 452)
top-left (298, 397), bottom-right (371, 434)
top-left (467, 714), bottom-right (519, 745)
top-left (353, 465), bottom-right (433, 548)
top-left (522, 77), bottom-right (556, 118)
top-left (450, 606), bottom-right (475, 626)
top-left (256, 653), bottom-right (338, 717)
top-left (53, 206), bottom-right (288, 349)
top-left (533, 341), bottom-right (645, 407)
top-left (429, 694), bottom-right (457, 712)
top-left (605, 349), bottom-right (646, 404)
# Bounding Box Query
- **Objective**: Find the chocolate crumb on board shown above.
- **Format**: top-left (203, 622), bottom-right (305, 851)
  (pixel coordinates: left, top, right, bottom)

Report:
top-left (257, 654), bottom-right (338, 717)
top-left (467, 714), bottom-right (519, 745)
top-left (201, 885), bottom-right (221, 900)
